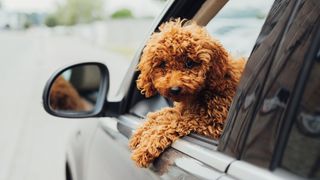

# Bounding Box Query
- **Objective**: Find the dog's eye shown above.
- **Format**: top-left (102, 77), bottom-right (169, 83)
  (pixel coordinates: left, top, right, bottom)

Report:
top-left (185, 59), bottom-right (196, 69)
top-left (158, 61), bottom-right (166, 69)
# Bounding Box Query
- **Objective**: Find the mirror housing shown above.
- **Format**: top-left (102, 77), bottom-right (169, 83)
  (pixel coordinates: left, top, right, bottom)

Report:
top-left (42, 62), bottom-right (109, 118)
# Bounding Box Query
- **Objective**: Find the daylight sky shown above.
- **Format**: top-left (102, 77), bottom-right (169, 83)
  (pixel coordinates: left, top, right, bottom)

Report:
top-left (2, 0), bottom-right (273, 17)
top-left (1, 0), bottom-right (163, 17)
top-left (2, 0), bottom-right (60, 12)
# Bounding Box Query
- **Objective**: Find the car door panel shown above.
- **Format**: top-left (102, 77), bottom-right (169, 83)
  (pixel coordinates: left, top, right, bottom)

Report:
top-left (172, 140), bottom-right (234, 173)
top-left (85, 118), bottom-right (158, 180)
top-left (120, 115), bottom-right (234, 178)
top-left (67, 119), bottom-right (100, 180)
top-left (227, 161), bottom-right (302, 180)
top-left (89, 115), bottom-right (234, 179)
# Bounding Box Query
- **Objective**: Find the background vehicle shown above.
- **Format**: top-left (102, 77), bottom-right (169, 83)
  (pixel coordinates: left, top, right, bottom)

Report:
top-left (43, 0), bottom-right (320, 179)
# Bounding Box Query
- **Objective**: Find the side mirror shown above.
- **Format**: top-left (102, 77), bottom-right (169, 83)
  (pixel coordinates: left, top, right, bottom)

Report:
top-left (42, 62), bottom-right (109, 118)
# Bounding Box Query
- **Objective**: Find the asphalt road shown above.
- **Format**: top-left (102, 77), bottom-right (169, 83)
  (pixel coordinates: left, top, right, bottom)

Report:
top-left (0, 28), bottom-right (130, 180)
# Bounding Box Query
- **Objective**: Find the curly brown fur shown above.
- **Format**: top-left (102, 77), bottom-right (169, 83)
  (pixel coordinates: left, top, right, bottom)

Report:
top-left (129, 19), bottom-right (245, 168)
top-left (50, 76), bottom-right (87, 111)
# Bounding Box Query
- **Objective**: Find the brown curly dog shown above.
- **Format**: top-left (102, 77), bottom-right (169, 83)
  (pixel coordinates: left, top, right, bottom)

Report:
top-left (129, 19), bottom-right (245, 168)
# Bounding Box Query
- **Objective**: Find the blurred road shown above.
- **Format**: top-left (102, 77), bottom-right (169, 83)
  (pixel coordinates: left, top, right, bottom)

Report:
top-left (0, 28), bottom-right (130, 180)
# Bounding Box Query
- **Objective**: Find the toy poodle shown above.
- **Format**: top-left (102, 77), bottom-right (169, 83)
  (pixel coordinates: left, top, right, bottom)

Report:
top-left (129, 19), bottom-right (245, 167)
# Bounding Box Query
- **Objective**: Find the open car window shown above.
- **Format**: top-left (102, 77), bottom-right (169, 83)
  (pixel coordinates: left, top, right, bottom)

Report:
top-left (129, 0), bottom-right (273, 120)
top-left (128, 1), bottom-right (273, 148)
top-left (126, 1), bottom-right (280, 156)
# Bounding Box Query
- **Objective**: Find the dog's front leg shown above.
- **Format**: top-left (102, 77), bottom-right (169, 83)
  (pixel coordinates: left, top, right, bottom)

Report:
top-left (129, 112), bottom-right (160, 150)
top-left (193, 96), bottom-right (231, 139)
top-left (130, 107), bottom-right (191, 168)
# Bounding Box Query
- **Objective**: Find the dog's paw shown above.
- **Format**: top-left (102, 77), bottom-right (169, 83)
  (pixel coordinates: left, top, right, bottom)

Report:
top-left (131, 137), bottom-right (165, 168)
top-left (131, 148), bottom-right (155, 168)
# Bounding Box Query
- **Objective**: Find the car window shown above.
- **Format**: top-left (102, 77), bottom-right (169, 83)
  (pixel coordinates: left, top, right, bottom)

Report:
top-left (206, 0), bottom-right (274, 58)
top-left (128, 1), bottom-right (273, 148)
top-left (239, 0), bottom-right (320, 168)
top-left (217, 0), bottom-right (320, 169)
top-left (281, 54), bottom-right (320, 179)
top-left (130, 0), bottom-right (273, 118)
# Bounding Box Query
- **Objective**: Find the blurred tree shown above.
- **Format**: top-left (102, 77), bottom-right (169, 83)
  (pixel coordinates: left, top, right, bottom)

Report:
top-left (45, 15), bottom-right (58, 27)
top-left (23, 19), bottom-right (32, 29)
top-left (45, 0), bottom-right (105, 27)
top-left (111, 8), bottom-right (133, 19)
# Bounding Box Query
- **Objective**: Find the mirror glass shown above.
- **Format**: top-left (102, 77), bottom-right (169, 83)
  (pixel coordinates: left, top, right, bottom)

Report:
top-left (49, 64), bottom-right (101, 113)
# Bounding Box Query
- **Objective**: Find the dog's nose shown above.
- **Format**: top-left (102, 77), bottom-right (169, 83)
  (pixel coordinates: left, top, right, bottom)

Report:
top-left (169, 87), bottom-right (181, 95)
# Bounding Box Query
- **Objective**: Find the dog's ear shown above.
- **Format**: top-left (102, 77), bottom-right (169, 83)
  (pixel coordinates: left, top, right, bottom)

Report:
top-left (201, 38), bottom-right (233, 93)
top-left (136, 53), bottom-right (157, 98)
top-left (187, 21), bottom-right (229, 80)
top-left (204, 38), bottom-right (229, 79)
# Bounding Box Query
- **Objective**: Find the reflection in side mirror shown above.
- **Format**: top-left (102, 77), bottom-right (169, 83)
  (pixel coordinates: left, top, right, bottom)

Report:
top-left (49, 65), bottom-right (100, 112)
top-left (43, 62), bottom-right (109, 118)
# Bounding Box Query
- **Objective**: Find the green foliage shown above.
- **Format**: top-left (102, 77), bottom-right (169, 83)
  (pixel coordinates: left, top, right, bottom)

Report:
top-left (23, 19), bottom-right (32, 29)
top-left (111, 8), bottom-right (133, 19)
top-left (45, 0), bottom-right (104, 27)
top-left (45, 15), bottom-right (58, 27)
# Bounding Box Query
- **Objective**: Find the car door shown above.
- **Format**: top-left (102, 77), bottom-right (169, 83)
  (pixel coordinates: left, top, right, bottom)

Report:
top-left (83, 0), bottom-right (319, 179)
top-left (84, 0), bottom-right (236, 179)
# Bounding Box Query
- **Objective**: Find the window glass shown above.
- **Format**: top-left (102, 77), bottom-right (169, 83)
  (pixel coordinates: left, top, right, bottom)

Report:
top-left (237, 0), bottom-right (320, 169)
top-left (207, 0), bottom-right (273, 57)
top-left (281, 59), bottom-right (320, 178)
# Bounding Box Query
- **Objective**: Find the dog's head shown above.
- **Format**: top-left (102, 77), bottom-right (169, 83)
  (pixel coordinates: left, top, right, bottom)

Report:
top-left (137, 19), bottom-right (229, 102)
